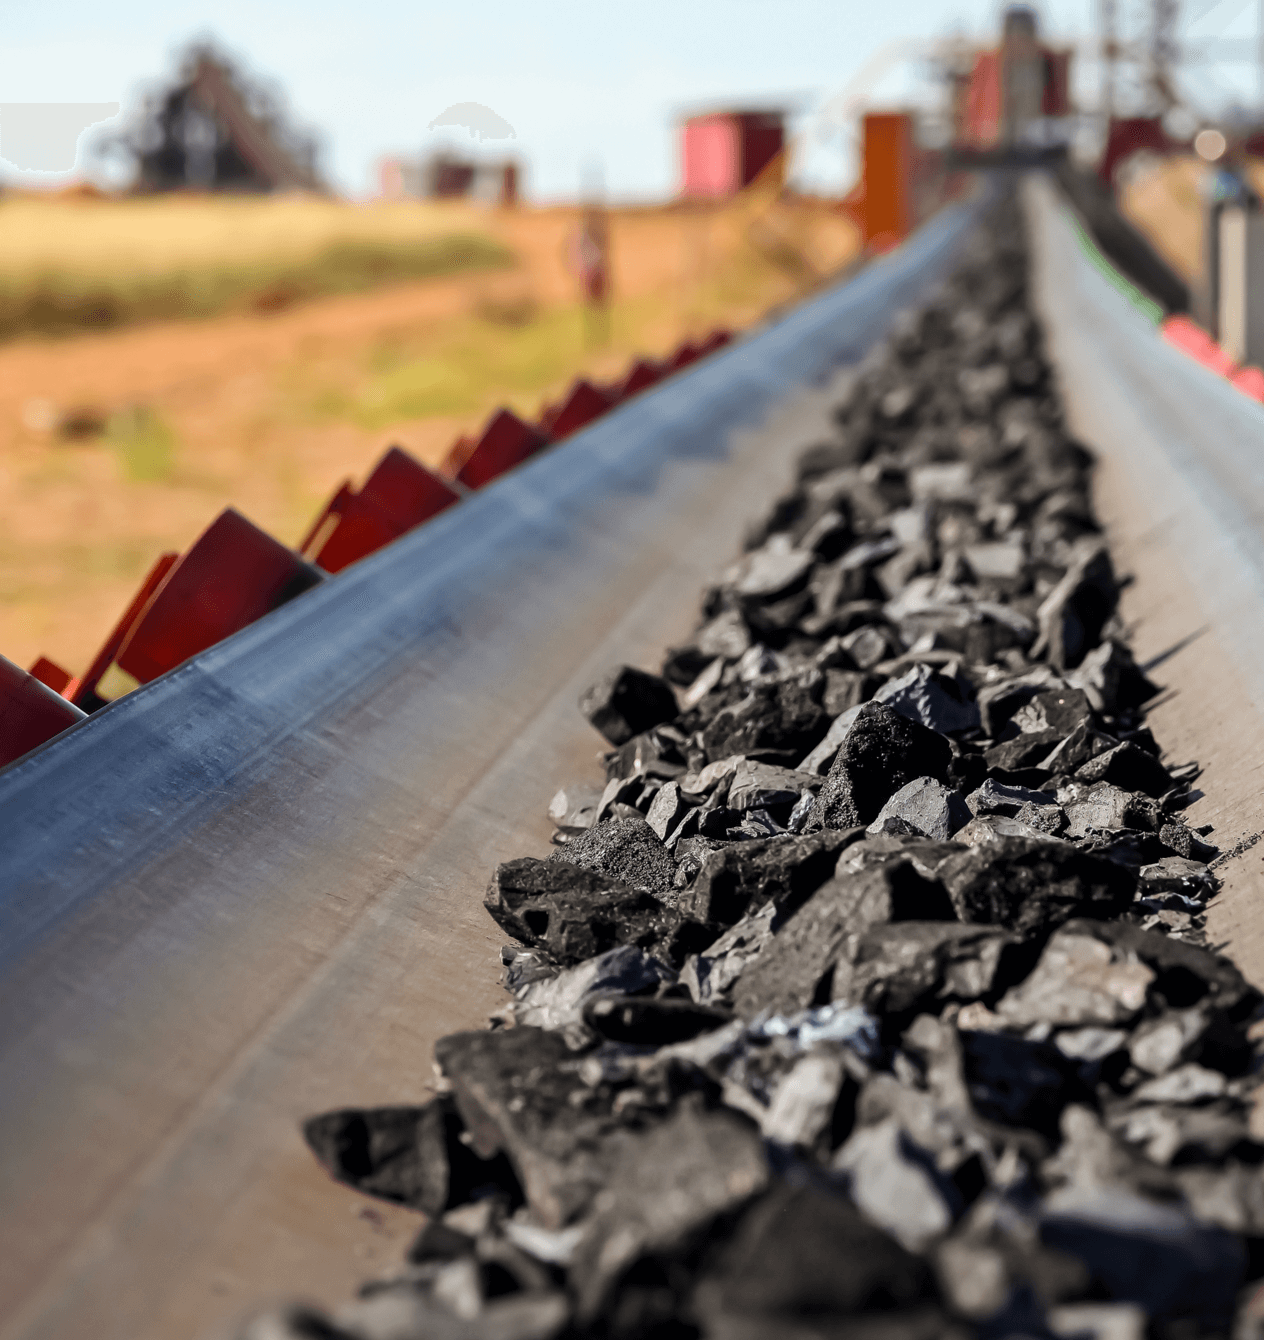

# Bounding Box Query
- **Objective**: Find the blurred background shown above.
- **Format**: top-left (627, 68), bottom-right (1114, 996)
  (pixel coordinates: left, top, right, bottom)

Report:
top-left (0, 0), bottom-right (1256, 682)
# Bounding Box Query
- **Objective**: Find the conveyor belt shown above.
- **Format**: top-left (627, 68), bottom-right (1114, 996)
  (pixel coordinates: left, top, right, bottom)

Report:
top-left (1026, 174), bottom-right (1264, 984)
top-left (0, 194), bottom-right (985, 1340)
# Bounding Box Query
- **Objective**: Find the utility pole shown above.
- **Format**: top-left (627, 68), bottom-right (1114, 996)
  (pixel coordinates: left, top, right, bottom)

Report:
top-left (1102, 0), bottom-right (1118, 122)
top-left (1151, 0), bottom-right (1180, 112)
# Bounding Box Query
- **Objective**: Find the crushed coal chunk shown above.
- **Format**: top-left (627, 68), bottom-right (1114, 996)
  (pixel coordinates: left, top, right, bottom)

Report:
top-left (302, 1097), bottom-right (522, 1217)
top-left (484, 858), bottom-right (682, 965)
top-left (582, 994), bottom-right (732, 1046)
top-left (569, 1102), bottom-right (769, 1323)
top-left (579, 665), bottom-right (679, 746)
top-left (867, 776), bottom-right (972, 841)
top-left (730, 859), bottom-right (958, 1018)
top-left (434, 1027), bottom-right (623, 1230)
top-left (677, 827), bottom-right (864, 926)
top-left (693, 1182), bottom-right (936, 1328)
top-left (811, 702), bottom-right (953, 830)
top-left (831, 921), bottom-right (1036, 1018)
top-left (938, 838), bottom-right (1136, 933)
top-left (547, 815), bottom-right (677, 897)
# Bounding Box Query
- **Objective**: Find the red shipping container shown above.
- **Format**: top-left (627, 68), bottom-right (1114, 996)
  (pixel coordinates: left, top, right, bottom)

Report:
top-left (116, 509), bottom-right (324, 684)
top-left (456, 408), bottom-right (549, 490)
top-left (0, 654), bottom-right (86, 767)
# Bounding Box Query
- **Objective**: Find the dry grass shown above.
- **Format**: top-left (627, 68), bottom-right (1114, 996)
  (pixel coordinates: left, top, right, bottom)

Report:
top-left (0, 194), bottom-right (861, 676)
top-left (0, 194), bottom-right (513, 337)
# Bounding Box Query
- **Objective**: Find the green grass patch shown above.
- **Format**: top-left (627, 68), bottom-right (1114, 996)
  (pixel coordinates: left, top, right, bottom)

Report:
top-left (0, 232), bottom-right (515, 341)
top-left (105, 406), bottom-right (178, 482)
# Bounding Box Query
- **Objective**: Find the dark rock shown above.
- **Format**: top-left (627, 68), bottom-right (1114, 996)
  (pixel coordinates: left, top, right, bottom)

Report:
top-left (1059, 918), bottom-right (1259, 1021)
top-left (570, 1103), bottom-right (769, 1322)
top-left (645, 780), bottom-right (689, 841)
top-left (731, 860), bottom-right (957, 1018)
top-left (984, 729), bottom-right (1064, 772)
top-left (760, 1049), bottom-right (859, 1153)
top-left (811, 702), bottom-right (953, 830)
top-left (873, 663), bottom-right (981, 734)
top-left (484, 858), bottom-right (681, 965)
top-left (1009, 685), bottom-right (1093, 738)
top-left (1061, 782), bottom-right (1162, 837)
top-left (1074, 741), bottom-right (1173, 799)
top-left (677, 828), bottom-right (864, 927)
top-left (957, 1028), bottom-right (1081, 1138)
top-left (831, 921), bottom-right (1034, 1017)
top-left (604, 727), bottom-right (688, 782)
top-left (1015, 800), bottom-right (1067, 835)
top-left (833, 1117), bottom-right (960, 1251)
top-left (1138, 855), bottom-right (1215, 896)
top-left (938, 838), bottom-right (1136, 933)
top-left (582, 993), bottom-right (732, 1046)
top-left (547, 783), bottom-right (601, 832)
top-left (726, 758), bottom-right (820, 812)
top-left (702, 680), bottom-right (830, 761)
top-left (662, 643), bottom-right (715, 686)
top-left (1038, 1187), bottom-right (1244, 1325)
top-left (823, 668), bottom-right (879, 716)
top-left (732, 543), bottom-right (815, 601)
top-left (511, 945), bottom-right (675, 1032)
top-left (548, 815), bottom-right (677, 896)
top-left (579, 665), bottom-right (679, 746)
top-left (967, 777), bottom-right (1058, 817)
top-left (1032, 541), bottom-right (1118, 670)
top-left (692, 1182), bottom-right (935, 1328)
top-left (996, 927), bottom-right (1155, 1028)
top-left (679, 903), bottom-right (777, 1007)
top-left (1039, 721), bottom-right (1113, 774)
top-left (434, 1028), bottom-right (623, 1230)
top-left (866, 776), bottom-right (972, 841)
top-left (302, 1097), bottom-right (520, 1217)
top-left (1067, 640), bottom-right (1159, 715)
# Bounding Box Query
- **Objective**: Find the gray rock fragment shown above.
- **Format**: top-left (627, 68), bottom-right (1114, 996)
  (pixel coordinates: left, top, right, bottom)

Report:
top-left (569, 1104), bottom-right (769, 1322)
top-left (832, 1117), bottom-right (957, 1251)
top-left (874, 662), bottom-right (981, 734)
top-left (966, 777), bottom-right (1057, 817)
top-left (549, 815), bottom-right (677, 896)
top-left (997, 929), bottom-right (1154, 1028)
top-left (811, 702), bottom-right (953, 830)
top-left (866, 776), bottom-right (971, 841)
top-left (645, 780), bottom-right (689, 841)
top-left (579, 665), bottom-right (679, 746)
top-left (1039, 1187), bottom-right (1244, 1325)
top-left (938, 838), bottom-right (1136, 933)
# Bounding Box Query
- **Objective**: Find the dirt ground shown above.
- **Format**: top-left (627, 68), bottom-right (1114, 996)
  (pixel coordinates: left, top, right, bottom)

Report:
top-left (0, 199), bottom-right (858, 677)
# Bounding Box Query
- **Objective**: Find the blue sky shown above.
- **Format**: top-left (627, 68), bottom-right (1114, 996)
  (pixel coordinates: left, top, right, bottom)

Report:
top-left (1, 0), bottom-right (1260, 200)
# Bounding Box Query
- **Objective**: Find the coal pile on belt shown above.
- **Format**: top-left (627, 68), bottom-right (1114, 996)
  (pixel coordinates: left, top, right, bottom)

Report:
top-left (246, 192), bottom-right (1264, 1340)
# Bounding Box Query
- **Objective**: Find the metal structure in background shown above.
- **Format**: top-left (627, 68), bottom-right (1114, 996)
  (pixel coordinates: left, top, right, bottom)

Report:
top-left (112, 43), bottom-right (323, 194)
top-left (0, 193), bottom-right (986, 1340)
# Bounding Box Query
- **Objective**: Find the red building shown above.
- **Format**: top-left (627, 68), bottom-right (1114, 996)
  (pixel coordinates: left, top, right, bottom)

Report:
top-left (957, 8), bottom-right (1072, 149)
top-left (680, 109), bottom-right (785, 198)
